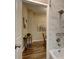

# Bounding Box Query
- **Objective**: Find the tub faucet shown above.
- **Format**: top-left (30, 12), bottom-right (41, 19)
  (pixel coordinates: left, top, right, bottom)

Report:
top-left (58, 44), bottom-right (61, 47)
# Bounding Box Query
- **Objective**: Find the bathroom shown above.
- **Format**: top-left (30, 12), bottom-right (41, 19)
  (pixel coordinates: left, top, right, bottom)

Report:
top-left (15, 0), bottom-right (64, 59)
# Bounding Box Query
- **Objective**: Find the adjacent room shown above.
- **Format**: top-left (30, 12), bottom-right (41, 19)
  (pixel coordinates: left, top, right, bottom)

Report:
top-left (22, 0), bottom-right (47, 59)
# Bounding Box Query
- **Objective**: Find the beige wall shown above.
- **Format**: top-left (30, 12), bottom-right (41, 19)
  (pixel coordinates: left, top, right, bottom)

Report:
top-left (22, 4), bottom-right (28, 37)
top-left (28, 10), bottom-right (47, 42)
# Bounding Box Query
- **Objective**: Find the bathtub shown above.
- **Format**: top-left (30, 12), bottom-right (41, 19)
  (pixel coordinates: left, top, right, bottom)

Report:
top-left (49, 48), bottom-right (64, 59)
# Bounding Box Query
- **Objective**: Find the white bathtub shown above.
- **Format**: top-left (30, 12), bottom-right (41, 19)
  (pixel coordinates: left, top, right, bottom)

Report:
top-left (49, 48), bottom-right (64, 59)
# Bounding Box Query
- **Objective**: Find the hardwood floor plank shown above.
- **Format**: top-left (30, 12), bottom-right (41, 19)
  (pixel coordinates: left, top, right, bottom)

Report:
top-left (22, 41), bottom-right (46, 59)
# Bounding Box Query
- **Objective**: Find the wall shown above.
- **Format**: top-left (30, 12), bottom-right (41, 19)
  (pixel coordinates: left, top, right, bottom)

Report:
top-left (15, 0), bottom-right (22, 59)
top-left (22, 4), bottom-right (28, 37)
top-left (48, 0), bottom-right (64, 49)
top-left (27, 10), bottom-right (47, 42)
top-left (22, 4), bottom-right (47, 42)
top-left (15, 0), bottom-right (22, 46)
top-left (47, 0), bottom-right (64, 59)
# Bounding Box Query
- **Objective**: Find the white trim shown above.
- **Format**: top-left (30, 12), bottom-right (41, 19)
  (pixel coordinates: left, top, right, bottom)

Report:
top-left (47, 1), bottom-right (49, 59)
top-left (32, 40), bottom-right (44, 42)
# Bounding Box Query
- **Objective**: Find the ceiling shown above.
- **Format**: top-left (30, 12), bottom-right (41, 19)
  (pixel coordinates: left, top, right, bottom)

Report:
top-left (23, 0), bottom-right (47, 14)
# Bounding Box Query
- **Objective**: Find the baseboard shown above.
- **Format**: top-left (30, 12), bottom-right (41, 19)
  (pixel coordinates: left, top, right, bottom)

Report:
top-left (32, 40), bottom-right (44, 43)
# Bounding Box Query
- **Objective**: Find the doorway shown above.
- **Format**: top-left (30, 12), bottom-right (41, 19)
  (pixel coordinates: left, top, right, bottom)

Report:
top-left (22, 0), bottom-right (48, 59)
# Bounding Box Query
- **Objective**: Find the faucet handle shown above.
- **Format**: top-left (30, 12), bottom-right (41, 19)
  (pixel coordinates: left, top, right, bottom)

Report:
top-left (56, 38), bottom-right (61, 42)
top-left (58, 44), bottom-right (61, 47)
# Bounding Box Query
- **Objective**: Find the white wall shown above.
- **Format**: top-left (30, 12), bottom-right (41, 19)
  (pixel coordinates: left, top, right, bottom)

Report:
top-left (47, 0), bottom-right (64, 59)
top-left (48, 0), bottom-right (64, 49)
top-left (15, 0), bottom-right (22, 59)
top-left (15, 0), bottom-right (22, 45)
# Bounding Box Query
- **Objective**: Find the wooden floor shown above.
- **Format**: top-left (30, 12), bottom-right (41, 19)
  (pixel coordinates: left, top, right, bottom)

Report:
top-left (22, 41), bottom-right (46, 59)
